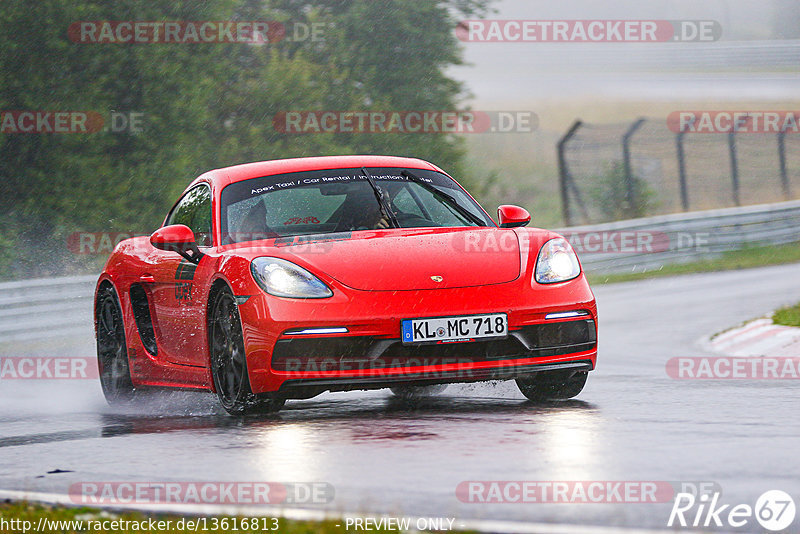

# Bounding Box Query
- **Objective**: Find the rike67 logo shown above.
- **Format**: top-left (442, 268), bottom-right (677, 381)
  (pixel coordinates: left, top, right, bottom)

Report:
top-left (668, 490), bottom-right (796, 531)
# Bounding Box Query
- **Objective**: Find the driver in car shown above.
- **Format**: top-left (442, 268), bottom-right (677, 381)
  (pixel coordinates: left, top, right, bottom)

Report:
top-left (346, 184), bottom-right (397, 230)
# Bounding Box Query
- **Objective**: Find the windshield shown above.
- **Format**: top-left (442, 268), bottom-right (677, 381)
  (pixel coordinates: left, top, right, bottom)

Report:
top-left (220, 167), bottom-right (494, 243)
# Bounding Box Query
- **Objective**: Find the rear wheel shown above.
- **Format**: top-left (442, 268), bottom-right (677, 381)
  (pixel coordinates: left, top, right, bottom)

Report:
top-left (390, 384), bottom-right (448, 400)
top-left (516, 370), bottom-right (588, 401)
top-left (96, 285), bottom-right (136, 405)
top-left (209, 288), bottom-right (284, 415)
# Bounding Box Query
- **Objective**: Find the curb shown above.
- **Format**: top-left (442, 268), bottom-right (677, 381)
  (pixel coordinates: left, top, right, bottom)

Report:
top-left (704, 318), bottom-right (800, 357)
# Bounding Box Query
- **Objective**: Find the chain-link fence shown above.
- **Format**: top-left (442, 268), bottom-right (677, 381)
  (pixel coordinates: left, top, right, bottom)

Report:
top-left (557, 117), bottom-right (800, 225)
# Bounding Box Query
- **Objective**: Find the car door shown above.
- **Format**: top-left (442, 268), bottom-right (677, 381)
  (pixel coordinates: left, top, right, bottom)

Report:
top-left (147, 185), bottom-right (214, 367)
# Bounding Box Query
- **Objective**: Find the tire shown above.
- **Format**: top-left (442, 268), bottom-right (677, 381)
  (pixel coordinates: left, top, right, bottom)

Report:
top-left (209, 287), bottom-right (284, 415)
top-left (96, 285), bottom-right (137, 406)
top-left (390, 384), bottom-right (448, 400)
top-left (516, 370), bottom-right (588, 401)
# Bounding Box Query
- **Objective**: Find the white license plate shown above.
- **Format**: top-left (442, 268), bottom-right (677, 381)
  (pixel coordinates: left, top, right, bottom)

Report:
top-left (401, 313), bottom-right (508, 344)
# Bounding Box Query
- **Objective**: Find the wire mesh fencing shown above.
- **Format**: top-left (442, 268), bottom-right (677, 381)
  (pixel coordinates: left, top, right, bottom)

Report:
top-left (557, 116), bottom-right (800, 225)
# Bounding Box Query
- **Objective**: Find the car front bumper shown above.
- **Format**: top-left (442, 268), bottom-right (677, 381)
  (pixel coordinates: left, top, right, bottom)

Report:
top-left (237, 274), bottom-right (598, 395)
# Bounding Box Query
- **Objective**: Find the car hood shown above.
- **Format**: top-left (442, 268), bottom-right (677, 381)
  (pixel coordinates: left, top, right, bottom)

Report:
top-left (284, 228), bottom-right (522, 291)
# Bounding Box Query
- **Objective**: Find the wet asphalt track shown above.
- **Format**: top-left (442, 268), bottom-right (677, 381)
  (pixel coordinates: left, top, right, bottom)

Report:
top-left (1, 263), bottom-right (799, 531)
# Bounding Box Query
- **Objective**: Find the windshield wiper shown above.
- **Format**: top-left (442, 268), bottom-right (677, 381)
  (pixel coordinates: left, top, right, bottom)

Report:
top-left (401, 170), bottom-right (486, 227)
top-left (361, 167), bottom-right (399, 228)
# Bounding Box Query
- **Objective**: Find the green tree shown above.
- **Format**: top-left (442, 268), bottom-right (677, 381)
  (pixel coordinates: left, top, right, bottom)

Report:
top-left (0, 0), bottom-right (492, 279)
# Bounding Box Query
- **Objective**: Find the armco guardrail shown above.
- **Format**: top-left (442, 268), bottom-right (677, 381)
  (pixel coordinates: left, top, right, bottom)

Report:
top-left (0, 199), bottom-right (799, 344)
top-left (0, 274), bottom-right (97, 344)
top-left (556, 199), bottom-right (800, 274)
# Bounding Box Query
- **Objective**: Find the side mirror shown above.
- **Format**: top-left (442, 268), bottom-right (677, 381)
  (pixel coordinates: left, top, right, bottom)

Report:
top-left (497, 205), bottom-right (531, 228)
top-left (150, 224), bottom-right (204, 264)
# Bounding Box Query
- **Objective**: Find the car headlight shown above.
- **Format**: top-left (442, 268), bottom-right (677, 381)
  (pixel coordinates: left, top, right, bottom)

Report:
top-left (535, 238), bottom-right (581, 284)
top-left (250, 257), bottom-right (333, 298)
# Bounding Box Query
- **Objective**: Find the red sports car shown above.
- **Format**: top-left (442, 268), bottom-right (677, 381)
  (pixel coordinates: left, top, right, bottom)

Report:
top-left (95, 155), bottom-right (597, 414)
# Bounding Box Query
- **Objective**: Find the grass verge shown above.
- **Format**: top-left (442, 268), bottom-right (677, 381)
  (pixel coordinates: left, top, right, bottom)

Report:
top-left (587, 242), bottom-right (800, 285)
top-left (773, 302), bottom-right (800, 327)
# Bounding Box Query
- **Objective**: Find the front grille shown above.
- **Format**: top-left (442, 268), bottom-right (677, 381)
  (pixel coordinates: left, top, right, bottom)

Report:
top-left (271, 319), bottom-right (596, 373)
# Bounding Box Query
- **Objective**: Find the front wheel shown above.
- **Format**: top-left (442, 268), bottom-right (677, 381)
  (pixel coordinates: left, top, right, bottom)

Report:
top-left (209, 288), bottom-right (284, 415)
top-left (96, 285), bottom-right (136, 406)
top-left (516, 370), bottom-right (588, 401)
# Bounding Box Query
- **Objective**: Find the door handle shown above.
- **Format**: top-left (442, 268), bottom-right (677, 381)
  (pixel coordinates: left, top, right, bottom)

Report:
top-left (139, 274), bottom-right (155, 283)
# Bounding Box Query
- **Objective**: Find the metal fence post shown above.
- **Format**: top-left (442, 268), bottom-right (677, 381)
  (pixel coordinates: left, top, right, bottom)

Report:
top-left (622, 118), bottom-right (646, 216)
top-left (778, 129), bottom-right (791, 200)
top-left (676, 127), bottom-right (690, 211)
top-left (728, 131), bottom-right (741, 206)
top-left (557, 120), bottom-right (583, 226)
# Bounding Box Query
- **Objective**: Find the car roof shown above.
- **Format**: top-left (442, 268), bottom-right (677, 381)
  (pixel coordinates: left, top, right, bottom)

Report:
top-left (188, 155), bottom-right (445, 191)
